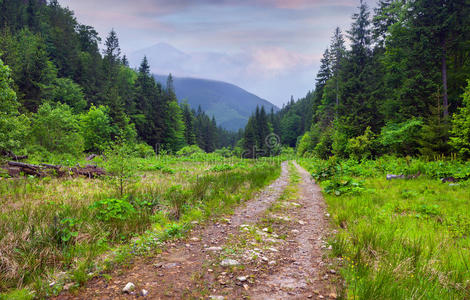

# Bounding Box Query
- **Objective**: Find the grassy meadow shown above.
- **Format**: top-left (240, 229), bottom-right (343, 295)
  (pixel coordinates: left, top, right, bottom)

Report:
top-left (0, 153), bottom-right (283, 299)
top-left (299, 157), bottom-right (470, 299)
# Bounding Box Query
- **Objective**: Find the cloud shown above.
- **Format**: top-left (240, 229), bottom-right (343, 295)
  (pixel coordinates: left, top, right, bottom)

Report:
top-left (60, 0), bottom-right (376, 105)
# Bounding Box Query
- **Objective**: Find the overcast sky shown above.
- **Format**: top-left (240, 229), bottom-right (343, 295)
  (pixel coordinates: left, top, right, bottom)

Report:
top-left (60, 0), bottom-right (376, 106)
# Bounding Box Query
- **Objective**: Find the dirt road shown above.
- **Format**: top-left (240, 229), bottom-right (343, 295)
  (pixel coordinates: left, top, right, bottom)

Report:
top-left (56, 161), bottom-right (337, 300)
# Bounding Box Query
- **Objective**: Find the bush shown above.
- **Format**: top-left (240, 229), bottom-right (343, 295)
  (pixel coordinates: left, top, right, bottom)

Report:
top-left (380, 118), bottom-right (423, 155)
top-left (104, 142), bottom-right (139, 196)
top-left (214, 147), bottom-right (232, 158)
top-left (176, 145), bottom-right (204, 157)
top-left (91, 198), bottom-right (136, 222)
top-left (80, 105), bottom-right (113, 153)
top-left (133, 143), bottom-right (155, 158)
top-left (30, 102), bottom-right (84, 156)
top-left (0, 58), bottom-right (30, 154)
top-left (346, 127), bottom-right (380, 160)
top-left (450, 80), bottom-right (470, 159)
top-left (314, 127), bottom-right (333, 159)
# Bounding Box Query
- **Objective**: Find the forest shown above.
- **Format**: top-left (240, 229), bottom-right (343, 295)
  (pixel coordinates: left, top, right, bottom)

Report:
top-left (246, 0), bottom-right (470, 161)
top-left (0, 0), bottom-right (239, 163)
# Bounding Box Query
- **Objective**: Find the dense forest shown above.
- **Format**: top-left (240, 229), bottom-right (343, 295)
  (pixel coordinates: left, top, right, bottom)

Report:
top-left (0, 0), bottom-right (238, 161)
top-left (243, 0), bottom-right (470, 160)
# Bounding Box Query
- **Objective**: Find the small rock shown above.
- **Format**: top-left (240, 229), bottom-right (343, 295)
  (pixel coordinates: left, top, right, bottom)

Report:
top-left (243, 284), bottom-right (250, 290)
top-left (298, 220), bottom-right (306, 225)
top-left (141, 289), bottom-right (149, 297)
top-left (154, 263), bottom-right (163, 268)
top-left (261, 256), bottom-right (269, 262)
top-left (267, 247), bottom-right (278, 252)
top-left (185, 244), bottom-right (191, 248)
top-left (330, 269), bottom-right (336, 274)
top-left (319, 296), bottom-right (324, 299)
top-left (329, 292), bottom-right (337, 299)
top-left (262, 227), bottom-right (269, 232)
top-left (206, 246), bottom-right (223, 251)
top-left (325, 213), bottom-right (331, 217)
top-left (208, 268), bottom-right (213, 273)
top-left (122, 282), bottom-right (135, 293)
top-left (291, 229), bottom-right (299, 234)
top-left (191, 221), bottom-right (199, 225)
top-left (63, 282), bottom-right (75, 291)
top-left (220, 259), bottom-right (240, 267)
top-left (268, 260), bottom-right (276, 265)
top-left (209, 296), bottom-right (225, 300)
top-left (164, 262), bottom-right (179, 269)
top-left (307, 295), bottom-right (313, 298)
top-left (237, 276), bottom-right (247, 282)
top-left (190, 237), bottom-right (200, 242)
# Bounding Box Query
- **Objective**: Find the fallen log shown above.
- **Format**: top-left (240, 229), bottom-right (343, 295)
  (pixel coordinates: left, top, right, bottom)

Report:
top-left (3, 161), bottom-right (106, 178)
top-left (1, 150), bottom-right (28, 161)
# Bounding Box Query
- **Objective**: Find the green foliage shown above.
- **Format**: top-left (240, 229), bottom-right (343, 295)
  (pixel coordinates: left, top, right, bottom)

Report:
top-left (176, 145), bottom-right (204, 157)
top-left (132, 143), bottom-right (155, 158)
top-left (54, 217), bottom-right (79, 245)
top-left (300, 157), bottom-right (470, 299)
top-left (80, 105), bottom-right (113, 153)
top-left (0, 58), bottom-right (29, 154)
top-left (379, 118), bottom-right (423, 155)
top-left (30, 102), bottom-right (84, 156)
top-left (346, 127), bottom-right (379, 160)
top-left (91, 198), bottom-right (136, 222)
top-left (323, 177), bottom-right (364, 196)
top-left (450, 81), bottom-right (470, 158)
top-left (46, 78), bottom-right (87, 113)
top-left (104, 142), bottom-right (139, 196)
top-left (314, 127), bottom-right (333, 159)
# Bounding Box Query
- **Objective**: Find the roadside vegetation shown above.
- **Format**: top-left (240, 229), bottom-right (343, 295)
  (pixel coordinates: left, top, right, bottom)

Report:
top-left (0, 150), bottom-right (283, 299)
top-left (299, 157), bottom-right (470, 299)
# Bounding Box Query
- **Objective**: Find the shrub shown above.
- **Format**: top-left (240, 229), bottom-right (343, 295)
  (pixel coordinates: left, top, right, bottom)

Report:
top-left (314, 127), bottom-right (333, 159)
top-left (80, 105), bottom-right (113, 153)
top-left (30, 102), bottom-right (84, 156)
top-left (0, 58), bottom-right (30, 154)
top-left (133, 142), bottom-right (155, 158)
top-left (346, 127), bottom-right (380, 160)
top-left (380, 118), bottom-right (423, 155)
top-left (91, 198), bottom-right (136, 222)
top-left (450, 80), bottom-right (470, 159)
top-left (176, 145), bottom-right (204, 157)
top-left (104, 142), bottom-right (139, 196)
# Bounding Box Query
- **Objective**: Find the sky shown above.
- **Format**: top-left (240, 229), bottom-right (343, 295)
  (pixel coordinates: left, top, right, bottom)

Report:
top-left (60, 0), bottom-right (376, 107)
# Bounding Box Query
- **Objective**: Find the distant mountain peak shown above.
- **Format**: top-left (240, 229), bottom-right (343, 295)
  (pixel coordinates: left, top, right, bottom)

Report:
top-left (153, 74), bottom-right (279, 131)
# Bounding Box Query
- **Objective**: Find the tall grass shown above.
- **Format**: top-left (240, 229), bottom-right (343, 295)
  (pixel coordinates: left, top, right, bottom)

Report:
top-left (299, 157), bottom-right (470, 299)
top-left (0, 156), bottom-right (280, 298)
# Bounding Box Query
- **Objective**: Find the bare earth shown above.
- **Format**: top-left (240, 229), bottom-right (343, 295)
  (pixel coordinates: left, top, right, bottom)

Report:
top-left (56, 161), bottom-right (337, 300)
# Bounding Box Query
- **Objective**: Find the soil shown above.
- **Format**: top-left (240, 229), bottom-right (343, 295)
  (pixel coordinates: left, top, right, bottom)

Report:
top-left (55, 161), bottom-right (337, 300)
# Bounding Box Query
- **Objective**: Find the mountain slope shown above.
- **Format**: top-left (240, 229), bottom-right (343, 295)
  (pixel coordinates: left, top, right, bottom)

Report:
top-left (153, 75), bottom-right (279, 131)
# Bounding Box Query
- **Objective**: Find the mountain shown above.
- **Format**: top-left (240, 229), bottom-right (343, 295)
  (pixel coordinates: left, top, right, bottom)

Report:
top-left (153, 75), bottom-right (279, 131)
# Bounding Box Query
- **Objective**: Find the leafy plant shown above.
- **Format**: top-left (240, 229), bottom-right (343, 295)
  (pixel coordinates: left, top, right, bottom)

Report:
top-left (91, 198), bottom-right (136, 222)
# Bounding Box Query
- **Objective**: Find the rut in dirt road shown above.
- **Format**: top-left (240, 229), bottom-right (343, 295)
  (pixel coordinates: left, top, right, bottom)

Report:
top-left (56, 162), bottom-right (291, 300)
top-left (247, 162), bottom-right (335, 300)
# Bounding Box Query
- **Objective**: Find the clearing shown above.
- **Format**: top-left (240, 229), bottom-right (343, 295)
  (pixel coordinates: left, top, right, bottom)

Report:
top-left (56, 161), bottom-right (337, 299)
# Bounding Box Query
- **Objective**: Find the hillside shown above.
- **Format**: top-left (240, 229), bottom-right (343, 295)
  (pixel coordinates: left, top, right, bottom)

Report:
top-left (153, 75), bottom-right (279, 131)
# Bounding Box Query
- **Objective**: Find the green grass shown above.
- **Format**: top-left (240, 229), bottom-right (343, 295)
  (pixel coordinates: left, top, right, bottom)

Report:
top-left (300, 157), bottom-right (470, 300)
top-left (0, 154), bottom-right (281, 298)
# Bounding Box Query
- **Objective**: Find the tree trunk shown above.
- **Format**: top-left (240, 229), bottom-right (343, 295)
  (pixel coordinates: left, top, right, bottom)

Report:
top-left (442, 41), bottom-right (449, 119)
